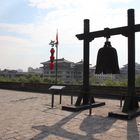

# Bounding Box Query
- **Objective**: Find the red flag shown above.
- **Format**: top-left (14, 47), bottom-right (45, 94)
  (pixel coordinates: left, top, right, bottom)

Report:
top-left (56, 30), bottom-right (58, 45)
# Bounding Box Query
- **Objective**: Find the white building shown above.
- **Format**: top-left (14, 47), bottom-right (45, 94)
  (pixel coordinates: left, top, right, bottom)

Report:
top-left (90, 66), bottom-right (116, 81)
top-left (41, 58), bottom-right (83, 84)
top-left (28, 67), bottom-right (43, 74)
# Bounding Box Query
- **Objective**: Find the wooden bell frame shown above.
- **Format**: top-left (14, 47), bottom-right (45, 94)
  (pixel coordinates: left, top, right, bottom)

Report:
top-left (76, 9), bottom-right (140, 119)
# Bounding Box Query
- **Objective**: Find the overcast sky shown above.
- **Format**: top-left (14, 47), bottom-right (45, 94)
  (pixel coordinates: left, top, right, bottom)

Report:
top-left (0, 0), bottom-right (140, 71)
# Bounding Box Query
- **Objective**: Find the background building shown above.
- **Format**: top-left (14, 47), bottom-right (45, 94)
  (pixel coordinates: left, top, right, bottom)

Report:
top-left (119, 63), bottom-right (140, 79)
top-left (41, 58), bottom-right (83, 84)
top-left (28, 67), bottom-right (43, 74)
top-left (41, 58), bottom-right (140, 84)
top-left (90, 66), bottom-right (116, 81)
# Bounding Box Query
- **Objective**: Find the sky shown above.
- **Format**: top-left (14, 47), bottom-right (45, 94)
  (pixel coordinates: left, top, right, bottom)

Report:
top-left (0, 0), bottom-right (140, 71)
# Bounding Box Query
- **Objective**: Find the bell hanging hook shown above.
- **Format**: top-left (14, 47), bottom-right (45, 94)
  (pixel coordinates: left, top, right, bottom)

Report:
top-left (104, 27), bottom-right (110, 42)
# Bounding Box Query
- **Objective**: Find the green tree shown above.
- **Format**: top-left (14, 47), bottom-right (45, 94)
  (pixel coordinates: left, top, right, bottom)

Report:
top-left (104, 79), bottom-right (127, 86)
top-left (136, 75), bottom-right (140, 87)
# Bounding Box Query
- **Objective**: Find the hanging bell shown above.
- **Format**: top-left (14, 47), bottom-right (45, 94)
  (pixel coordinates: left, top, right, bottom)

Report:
top-left (95, 40), bottom-right (120, 74)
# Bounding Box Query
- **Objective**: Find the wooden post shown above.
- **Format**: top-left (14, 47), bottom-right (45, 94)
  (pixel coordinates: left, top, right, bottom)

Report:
top-left (83, 19), bottom-right (90, 104)
top-left (122, 9), bottom-right (139, 113)
top-left (75, 19), bottom-right (90, 106)
top-left (51, 93), bottom-right (54, 108)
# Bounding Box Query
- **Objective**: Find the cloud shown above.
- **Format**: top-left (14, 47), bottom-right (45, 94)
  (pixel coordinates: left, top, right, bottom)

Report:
top-left (0, 0), bottom-right (139, 70)
top-left (27, 0), bottom-right (132, 10)
top-left (26, 0), bottom-right (110, 41)
top-left (28, 0), bottom-right (86, 10)
top-left (0, 22), bottom-right (35, 36)
top-left (1, 0), bottom-right (130, 46)
top-left (0, 35), bottom-right (30, 45)
top-left (0, 33), bottom-right (49, 70)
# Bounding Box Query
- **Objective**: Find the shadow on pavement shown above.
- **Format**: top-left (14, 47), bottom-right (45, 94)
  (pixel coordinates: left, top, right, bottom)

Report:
top-left (127, 118), bottom-right (140, 140)
top-left (80, 115), bottom-right (116, 139)
top-left (31, 112), bottom-right (116, 140)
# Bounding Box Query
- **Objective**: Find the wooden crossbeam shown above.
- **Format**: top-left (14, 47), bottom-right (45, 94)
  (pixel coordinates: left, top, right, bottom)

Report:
top-left (76, 24), bottom-right (140, 41)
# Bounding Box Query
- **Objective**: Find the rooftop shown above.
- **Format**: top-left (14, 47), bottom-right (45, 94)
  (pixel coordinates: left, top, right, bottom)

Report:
top-left (41, 58), bottom-right (74, 64)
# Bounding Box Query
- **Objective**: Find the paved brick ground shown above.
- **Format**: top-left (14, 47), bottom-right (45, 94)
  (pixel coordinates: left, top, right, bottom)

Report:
top-left (0, 89), bottom-right (140, 140)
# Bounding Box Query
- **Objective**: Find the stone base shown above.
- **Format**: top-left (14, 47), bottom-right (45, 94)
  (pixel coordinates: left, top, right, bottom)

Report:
top-left (62, 102), bottom-right (105, 112)
top-left (108, 108), bottom-right (140, 120)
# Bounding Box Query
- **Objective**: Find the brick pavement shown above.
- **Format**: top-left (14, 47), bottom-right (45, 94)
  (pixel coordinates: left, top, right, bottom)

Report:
top-left (0, 89), bottom-right (140, 140)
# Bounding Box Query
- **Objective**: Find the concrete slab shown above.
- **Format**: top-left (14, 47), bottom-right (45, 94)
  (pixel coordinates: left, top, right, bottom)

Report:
top-left (0, 89), bottom-right (139, 140)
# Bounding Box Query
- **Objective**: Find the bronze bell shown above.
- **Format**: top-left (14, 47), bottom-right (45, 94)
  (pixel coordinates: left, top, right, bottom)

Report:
top-left (95, 40), bottom-right (120, 74)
